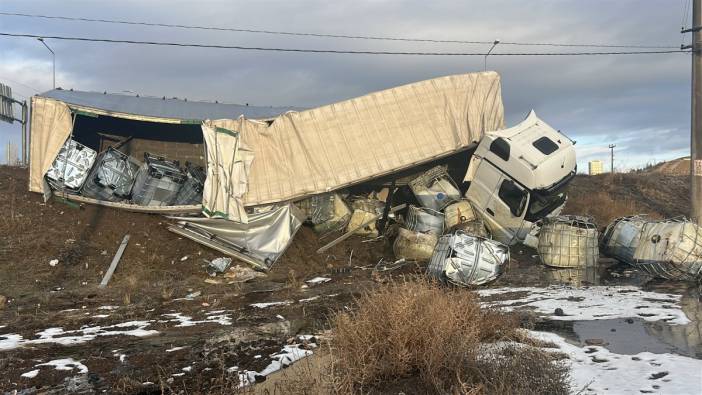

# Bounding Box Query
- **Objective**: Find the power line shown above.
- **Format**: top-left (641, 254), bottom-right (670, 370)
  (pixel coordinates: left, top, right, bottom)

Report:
top-left (0, 11), bottom-right (679, 49)
top-left (0, 76), bottom-right (40, 93)
top-left (0, 32), bottom-right (690, 56)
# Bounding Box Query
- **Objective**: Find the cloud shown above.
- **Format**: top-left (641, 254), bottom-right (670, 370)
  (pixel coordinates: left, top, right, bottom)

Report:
top-left (0, 0), bottom-right (692, 167)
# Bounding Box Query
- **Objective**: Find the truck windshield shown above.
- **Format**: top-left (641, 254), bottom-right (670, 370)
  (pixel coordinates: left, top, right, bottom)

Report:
top-left (525, 190), bottom-right (566, 222)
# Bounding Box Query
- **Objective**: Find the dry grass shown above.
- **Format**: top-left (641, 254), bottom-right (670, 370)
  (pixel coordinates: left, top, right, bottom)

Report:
top-left (305, 278), bottom-right (569, 394)
top-left (563, 190), bottom-right (654, 227)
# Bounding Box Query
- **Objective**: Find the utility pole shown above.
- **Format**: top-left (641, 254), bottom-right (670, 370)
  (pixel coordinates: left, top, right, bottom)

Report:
top-left (608, 144), bottom-right (616, 173)
top-left (684, 0), bottom-right (702, 224)
top-left (37, 38), bottom-right (55, 89)
top-left (21, 100), bottom-right (27, 165)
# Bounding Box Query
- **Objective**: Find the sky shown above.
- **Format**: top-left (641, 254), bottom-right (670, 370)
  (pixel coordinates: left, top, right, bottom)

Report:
top-left (0, 0), bottom-right (694, 171)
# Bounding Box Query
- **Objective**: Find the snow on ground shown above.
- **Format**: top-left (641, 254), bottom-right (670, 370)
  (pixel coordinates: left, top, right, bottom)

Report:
top-left (530, 331), bottom-right (702, 394)
top-left (0, 321), bottom-right (157, 351)
top-left (161, 312), bottom-right (232, 327)
top-left (20, 369), bottom-right (39, 378)
top-left (37, 358), bottom-right (89, 374)
top-left (166, 346), bottom-right (188, 353)
top-left (237, 338), bottom-right (317, 388)
top-left (478, 286), bottom-right (689, 325)
top-left (305, 277), bottom-right (331, 285)
top-left (299, 296), bottom-right (320, 303)
top-left (1, 309), bottom-right (240, 351)
top-left (250, 301), bottom-right (294, 309)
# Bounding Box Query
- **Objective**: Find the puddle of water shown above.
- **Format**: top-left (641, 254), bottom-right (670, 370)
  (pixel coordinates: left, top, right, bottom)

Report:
top-left (490, 252), bottom-right (702, 359)
top-left (572, 318), bottom-right (683, 356)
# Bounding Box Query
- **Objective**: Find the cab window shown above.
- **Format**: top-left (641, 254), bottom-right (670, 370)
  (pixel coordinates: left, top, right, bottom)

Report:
top-left (533, 137), bottom-right (559, 155)
top-left (498, 179), bottom-right (527, 217)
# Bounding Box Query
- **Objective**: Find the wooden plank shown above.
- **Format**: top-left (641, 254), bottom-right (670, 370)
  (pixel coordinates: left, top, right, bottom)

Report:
top-left (316, 203), bottom-right (406, 254)
top-left (99, 234), bottom-right (130, 288)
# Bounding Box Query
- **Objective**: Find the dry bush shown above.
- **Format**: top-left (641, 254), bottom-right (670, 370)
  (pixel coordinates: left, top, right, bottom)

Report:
top-left (327, 278), bottom-right (529, 394)
top-left (563, 190), bottom-right (654, 227)
top-left (465, 344), bottom-right (569, 395)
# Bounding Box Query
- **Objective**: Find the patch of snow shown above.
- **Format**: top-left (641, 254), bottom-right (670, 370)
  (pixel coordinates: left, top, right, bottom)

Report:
top-left (237, 344), bottom-right (314, 388)
top-left (530, 330), bottom-right (702, 394)
top-left (180, 256), bottom-right (189, 261)
top-left (49, 259), bottom-right (58, 267)
top-left (37, 358), bottom-right (88, 374)
top-left (276, 314), bottom-right (285, 320)
top-left (0, 333), bottom-right (22, 350)
top-left (92, 314), bottom-right (110, 318)
top-left (206, 310), bottom-right (226, 315)
top-left (162, 312), bottom-right (232, 327)
top-left (299, 296), bottom-right (320, 303)
top-left (305, 277), bottom-right (331, 285)
top-left (227, 366), bottom-right (238, 373)
top-left (21, 369), bottom-right (39, 378)
top-left (0, 321), bottom-right (157, 351)
top-left (478, 286), bottom-right (689, 325)
top-left (250, 300), bottom-right (293, 309)
top-left (172, 372), bottom-right (185, 377)
top-left (182, 366), bottom-right (192, 372)
top-left (97, 305), bottom-right (119, 310)
top-left (166, 346), bottom-right (188, 353)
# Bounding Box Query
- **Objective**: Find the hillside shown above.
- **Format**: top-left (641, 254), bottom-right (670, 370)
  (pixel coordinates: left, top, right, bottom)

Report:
top-left (563, 172), bottom-right (690, 227)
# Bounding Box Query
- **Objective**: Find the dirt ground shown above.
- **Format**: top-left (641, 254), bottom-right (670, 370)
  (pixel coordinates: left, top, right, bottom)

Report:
top-left (0, 166), bottom-right (699, 394)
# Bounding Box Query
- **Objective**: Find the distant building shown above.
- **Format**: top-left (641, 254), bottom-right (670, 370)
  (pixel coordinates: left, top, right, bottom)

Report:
top-left (5, 141), bottom-right (18, 166)
top-left (588, 160), bottom-right (603, 175)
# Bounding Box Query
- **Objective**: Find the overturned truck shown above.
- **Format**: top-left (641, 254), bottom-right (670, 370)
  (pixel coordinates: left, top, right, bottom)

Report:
top-left (27, 71), bottom-right (576, 272)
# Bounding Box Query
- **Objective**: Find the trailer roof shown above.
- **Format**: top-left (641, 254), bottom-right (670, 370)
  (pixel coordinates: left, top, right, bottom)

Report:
top-left (39, 89), bottom-right (300, 121)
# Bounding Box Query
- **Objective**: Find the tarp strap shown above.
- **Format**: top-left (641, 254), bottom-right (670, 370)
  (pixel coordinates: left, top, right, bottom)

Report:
top-left (72, 109), bottom-right (99, 118)
top-left (215, 127), bottom-right (239, 138)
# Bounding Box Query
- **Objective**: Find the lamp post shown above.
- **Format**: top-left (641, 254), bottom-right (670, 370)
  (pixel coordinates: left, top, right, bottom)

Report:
top-left (37, 37), bottom-right (55, 89)
top-left (484, 39), bottom-right (500, 71)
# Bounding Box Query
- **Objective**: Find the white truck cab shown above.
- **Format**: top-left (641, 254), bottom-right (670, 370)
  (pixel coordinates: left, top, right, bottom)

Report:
top-left (465, 110), bottom-right (576, 245)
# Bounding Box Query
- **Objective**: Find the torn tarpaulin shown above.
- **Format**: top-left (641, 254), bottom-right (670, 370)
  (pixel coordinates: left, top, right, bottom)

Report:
top-left (168, 204), bottom-right (303, 271)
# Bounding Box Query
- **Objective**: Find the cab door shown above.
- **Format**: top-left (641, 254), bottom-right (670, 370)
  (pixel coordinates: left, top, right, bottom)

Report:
top-left (488, 176), bottom-right (529, 244)
top-left (465, 159), bottom-right (502, 231)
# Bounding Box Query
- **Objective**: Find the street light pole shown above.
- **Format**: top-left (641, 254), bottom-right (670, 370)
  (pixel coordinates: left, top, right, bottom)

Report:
top-left (37, 38), bottom-right (55, 89)
top-left (484, 39), bottom-right (500, 71)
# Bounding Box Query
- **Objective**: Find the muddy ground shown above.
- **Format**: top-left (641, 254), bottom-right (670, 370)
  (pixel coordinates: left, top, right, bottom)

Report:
top-left (0, 166), bottom-right (700, 394)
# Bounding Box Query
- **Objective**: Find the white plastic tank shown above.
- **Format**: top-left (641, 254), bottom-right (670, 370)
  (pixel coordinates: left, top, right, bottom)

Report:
top-left (405, 205), bottom-right (444, 235)
top-left (443, 200), bottom-right (477, 230)
top-left (601, 215), bottom-right (648, 264)
top-left (408, 165), bottom-right (461, 211)
top-left (393, 227), bottom-right (438, 262)
top-left (633, 219), bottom-right (702, 281)
top-left (426, 230), bottom-right (508, 286)
top-left (537, 215), bottom-right (599, 268)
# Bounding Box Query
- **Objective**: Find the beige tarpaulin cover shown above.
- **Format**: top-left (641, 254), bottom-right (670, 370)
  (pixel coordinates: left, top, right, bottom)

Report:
top-left (207, 71), bottom-right (504, 208)
top-left (201, 121), bottom-right (255, 222)
top-left (28, 96), bottom-right (74, 193)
